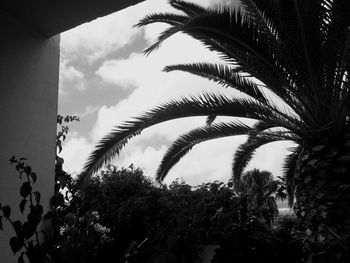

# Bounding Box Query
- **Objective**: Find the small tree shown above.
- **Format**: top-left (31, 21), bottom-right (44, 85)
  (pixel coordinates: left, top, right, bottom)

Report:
top-left (237, 169), bottom-right (282, 227)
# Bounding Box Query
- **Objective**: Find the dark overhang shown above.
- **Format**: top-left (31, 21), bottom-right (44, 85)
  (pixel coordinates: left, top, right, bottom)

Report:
top-left (1, 0), bottom-right (145, 37)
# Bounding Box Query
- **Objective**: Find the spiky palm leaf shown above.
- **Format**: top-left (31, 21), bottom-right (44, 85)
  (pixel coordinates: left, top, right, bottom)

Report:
top-left (80, 93), bottom-right (293, 183)
top-left (156, 121), bottom-right (252, 181)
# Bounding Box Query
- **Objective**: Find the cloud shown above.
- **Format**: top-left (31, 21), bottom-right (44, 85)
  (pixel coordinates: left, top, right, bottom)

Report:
top-left (59, 57), bottom-right (86, 94)
top-left (60, 133), bottom-right (94, 174)
top-left (60, 0), bottom-right (176, 62)
top-left (74, 105), bottom-right (100, 119)
top-left (60, 0), bottom-right (235, 63)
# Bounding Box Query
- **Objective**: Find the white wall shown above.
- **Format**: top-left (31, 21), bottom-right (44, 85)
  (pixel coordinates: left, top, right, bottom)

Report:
top-left (0, 11), bottom-right (59, 262)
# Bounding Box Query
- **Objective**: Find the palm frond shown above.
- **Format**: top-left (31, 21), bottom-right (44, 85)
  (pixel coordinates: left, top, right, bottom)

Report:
top-left (164, 62), bottom-right (305, 134)
top-left (283, 146), bottom-right (301, 207)
top-left (79, 93), bottom-right (293, 185)
top-left (232, 135), bottom-right (286, 188)
top-left (156, 121), bottom-right (252, 181)
top-left (144, 26), bottom-right (183, 55)
top-left (135, 13), bottom-right (187, 27)
top-left (169, 0), bottom-right (207, 16)
top-left (164, 63), bottom-right (268, 103)
top-left (206, 114), bottom-right (216, 126)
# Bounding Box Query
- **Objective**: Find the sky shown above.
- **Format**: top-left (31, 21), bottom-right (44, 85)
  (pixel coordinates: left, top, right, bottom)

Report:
top-left (58, 0), bottom-right (294, 186)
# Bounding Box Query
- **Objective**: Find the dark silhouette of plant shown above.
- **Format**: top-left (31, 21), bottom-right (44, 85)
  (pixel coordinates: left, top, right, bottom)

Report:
top-left (73, 165), bottom-right (302, 263)
top-left (237, 169), bottom-right (281, 227)
top-left (0, 115), bottom-right (81, 263)
top-left (0, 156), bottom-right (51, 263)
top-left (80, 1), bottom-right (350, 261)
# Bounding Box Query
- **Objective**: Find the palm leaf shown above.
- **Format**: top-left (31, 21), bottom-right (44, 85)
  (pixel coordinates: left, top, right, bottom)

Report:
top-left (156, 121), bottom-right (252, 181)
top-left (169, 0), bottom-right (207, 16)
top-left (231, 128), bottom-right (297, 188)
top-left (206, 114), bottom-right (216, 126)
top-left (283, 146), bottom-right (301, 207)
top-left (135, 13), bottom-right (187, 27)
top-left (79, 93), bottom-right (294, 185)
top-left (164, 63), bottom-right (268, 103)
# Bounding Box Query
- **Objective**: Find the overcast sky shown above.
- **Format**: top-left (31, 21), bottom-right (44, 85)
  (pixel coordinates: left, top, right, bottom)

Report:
top-left (58, 0), bottom-right (294, 186)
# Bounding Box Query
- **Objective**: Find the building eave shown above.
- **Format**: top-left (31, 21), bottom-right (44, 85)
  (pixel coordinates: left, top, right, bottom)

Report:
top-left (1, 0), bottom-right (145, 37)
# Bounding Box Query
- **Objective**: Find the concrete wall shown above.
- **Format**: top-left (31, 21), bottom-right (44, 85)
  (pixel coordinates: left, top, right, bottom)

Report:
top-left (0, 11), bottom-right (59, 262)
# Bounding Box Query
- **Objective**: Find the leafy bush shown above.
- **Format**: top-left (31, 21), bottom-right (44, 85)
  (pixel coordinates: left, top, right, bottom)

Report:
top-left (72, 166), bottom-right (302, 263)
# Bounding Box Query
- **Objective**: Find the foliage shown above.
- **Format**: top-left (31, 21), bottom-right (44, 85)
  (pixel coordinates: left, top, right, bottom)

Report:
top-left (0, 156), bottom-right (52, 263)
top-left (237, 169), bottom-right (284, 227)
top-left (73, 166), bottom-right (301, 263)
top-left (0, 115), bottom-right (86, 263)
top-left (49, 115), bottom-right (113, 263)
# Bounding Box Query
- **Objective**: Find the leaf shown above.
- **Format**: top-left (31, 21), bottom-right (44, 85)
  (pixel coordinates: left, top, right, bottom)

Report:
top-left (28, 205), bottom-right (43, 225)
top-left (2, 205), bottom-right (11, 218)
top-left (43, 211), bottom-right (53, 221)
top-left (19, 199), bottom-right (27, 214)
top-left (10, 156), bottom-right (17, 165)
top-left (24, 166), bottom-right (32, 176)
top-left (33, 192), bottom-right (41, 204)
top-left (52, 193), bottom-right (65, 207)
top-left (337, 155), bottom-right (350, 161)
top-left (56, 157), bottom-right (64, 165)
top-left (20, 182), bottom-right (32, 198)
top-left (18, 254), bottom-right (25, 263)
top-left (22, 222), bottom-right (36, 239)
top-left (338, 184), bottom-right (350, 190)
top-left (10, 236), bottom-right (23, 254)
top-left (312, 145), bottom-right (325, 152)
top-left (13, 221), bottom-right (22, 235)
top-left (307, 159), bottom-right (318, 167)
top-left (30, 173), bottom-right (37, 184)
top-left (16, 163), bottom-right (23, 172)
top-left (304, 176), bottom-right (312, 184)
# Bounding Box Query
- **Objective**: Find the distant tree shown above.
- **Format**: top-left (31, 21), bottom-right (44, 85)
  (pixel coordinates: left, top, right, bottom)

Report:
top-left (237, 169), bottom-right (280, 227)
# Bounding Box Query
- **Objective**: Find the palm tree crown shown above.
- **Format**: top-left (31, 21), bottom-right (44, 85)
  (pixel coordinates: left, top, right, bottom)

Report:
top-left (80, 0), bottom-right (350, 201)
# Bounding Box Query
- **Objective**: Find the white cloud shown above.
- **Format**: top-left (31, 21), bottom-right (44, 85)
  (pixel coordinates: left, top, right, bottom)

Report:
top-left (59, 57), bottom-right (86, 94)
top-left (74, 105), bottom-right (100, 119)
top-left (60, 0), bottom-right (235, 62)
top-left (60, 0), bottom-right (175, 62)
top-left (60, 134), bottom-right (94, 174)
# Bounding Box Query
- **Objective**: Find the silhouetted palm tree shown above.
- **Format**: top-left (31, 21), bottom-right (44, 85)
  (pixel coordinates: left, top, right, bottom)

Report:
top-left (80, 1), bottom-right (350, 260)
top-left (237, 169), bottom-right (280, 227)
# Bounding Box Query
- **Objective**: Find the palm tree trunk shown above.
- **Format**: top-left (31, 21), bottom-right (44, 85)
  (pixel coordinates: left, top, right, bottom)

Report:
top-left (293, 136), bottom-right (350, 262)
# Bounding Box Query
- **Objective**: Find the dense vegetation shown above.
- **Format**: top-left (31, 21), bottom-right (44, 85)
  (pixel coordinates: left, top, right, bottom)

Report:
top-left (55, 165), bottom-right (300, 263)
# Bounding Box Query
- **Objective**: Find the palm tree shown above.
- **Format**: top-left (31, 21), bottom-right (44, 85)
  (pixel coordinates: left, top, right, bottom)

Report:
top-left (237, 169), bottom-right (280, 227)
top-left (80, 0), bottom-right (350, 260)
